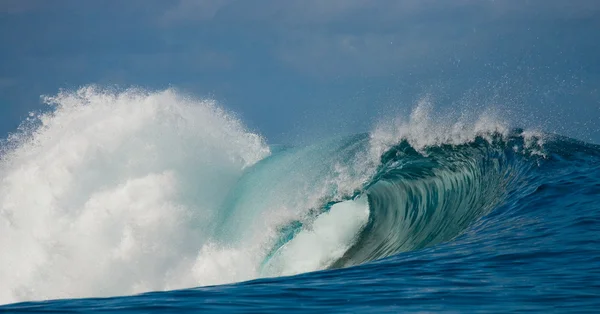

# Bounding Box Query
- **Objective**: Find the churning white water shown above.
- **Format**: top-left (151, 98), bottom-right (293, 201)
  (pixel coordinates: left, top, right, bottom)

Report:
top-left (0, 86), bottom-right (533, 305)
top-left (0, 87), bottom-right (270, 303)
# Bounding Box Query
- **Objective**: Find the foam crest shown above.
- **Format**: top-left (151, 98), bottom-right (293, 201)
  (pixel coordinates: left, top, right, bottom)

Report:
top-left (0, 86), bottom-right (269, 304)
top-left (369, 98), bottom-right (511, 161)
top-left (0, 89), bottom-right (547, 305)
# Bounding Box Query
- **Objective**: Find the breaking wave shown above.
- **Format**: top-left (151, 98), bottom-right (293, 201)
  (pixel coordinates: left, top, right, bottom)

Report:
top-left (2, 87), bottom-right (593, 305)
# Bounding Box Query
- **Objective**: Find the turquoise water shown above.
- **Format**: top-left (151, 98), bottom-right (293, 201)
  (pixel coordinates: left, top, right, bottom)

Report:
top-left (0, 89), bottom-right (599, 312)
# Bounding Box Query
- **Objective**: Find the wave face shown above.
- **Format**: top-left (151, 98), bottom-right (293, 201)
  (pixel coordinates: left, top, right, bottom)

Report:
top-left (332, 133), bottom-right (536, 269)
top-left (2, 88), bottom-right (600, 312)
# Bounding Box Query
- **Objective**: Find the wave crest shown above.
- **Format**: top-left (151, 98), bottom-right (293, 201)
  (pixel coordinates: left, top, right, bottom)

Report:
top-left (0, 90), bottom-right (553, 304)
top-left (0, 87), bottom-right (269, 304)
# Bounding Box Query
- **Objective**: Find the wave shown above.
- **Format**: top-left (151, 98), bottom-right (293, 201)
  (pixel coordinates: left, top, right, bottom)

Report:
top-left (1, 86), bottom-right (595, 305)
top-left (0, 87), bottom-right (270, 303)
top-left (232, 130), bottom-right (545, 278)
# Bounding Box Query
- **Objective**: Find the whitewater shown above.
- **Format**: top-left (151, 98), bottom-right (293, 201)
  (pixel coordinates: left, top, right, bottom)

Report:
top-left (1, 87), bottom-right (599, 312)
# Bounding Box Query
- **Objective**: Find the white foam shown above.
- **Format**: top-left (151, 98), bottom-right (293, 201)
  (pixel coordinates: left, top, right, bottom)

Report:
top-left (0, 89), bottom-right (542, 305)
top-left (261, 196), bottom-right (370, 277)
top-left (0, 86), bottom-right (270, 304)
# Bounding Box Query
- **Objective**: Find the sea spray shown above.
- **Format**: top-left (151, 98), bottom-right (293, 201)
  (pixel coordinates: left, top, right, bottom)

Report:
top-left (0, 87), bottom-right (269, 303)
top-left (0, 87), bottom-right (546, 304)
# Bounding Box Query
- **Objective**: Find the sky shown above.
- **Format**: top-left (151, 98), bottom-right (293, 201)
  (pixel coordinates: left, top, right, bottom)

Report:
top-left (1, 0), bottom-right (599, 144)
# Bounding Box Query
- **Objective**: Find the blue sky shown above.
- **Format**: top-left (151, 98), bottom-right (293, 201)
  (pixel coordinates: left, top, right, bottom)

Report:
top-left (1, 0), bottom-right (599, 143)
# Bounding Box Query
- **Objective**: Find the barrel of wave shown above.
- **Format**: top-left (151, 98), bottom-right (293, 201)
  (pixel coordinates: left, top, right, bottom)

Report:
top-left (260, 196), bottom-right (370, 277)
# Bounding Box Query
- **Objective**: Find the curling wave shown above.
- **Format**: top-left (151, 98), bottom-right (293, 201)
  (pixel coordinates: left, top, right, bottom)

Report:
top-left (1, 86), bottom-right (589, 305)
top-left (232, 129), bottom-right (546, 277)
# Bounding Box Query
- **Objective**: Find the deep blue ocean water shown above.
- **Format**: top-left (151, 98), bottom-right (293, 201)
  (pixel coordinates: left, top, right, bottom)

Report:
top-left (0, 90), bottom-right (599, 312)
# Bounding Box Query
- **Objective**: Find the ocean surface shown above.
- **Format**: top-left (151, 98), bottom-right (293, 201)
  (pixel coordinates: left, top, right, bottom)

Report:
top-left (1, 88), bottom-right (599, 312)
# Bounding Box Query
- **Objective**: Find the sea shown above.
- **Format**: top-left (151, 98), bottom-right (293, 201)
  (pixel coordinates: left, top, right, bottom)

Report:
top-left (0, 87), bottom-right (598, 312)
